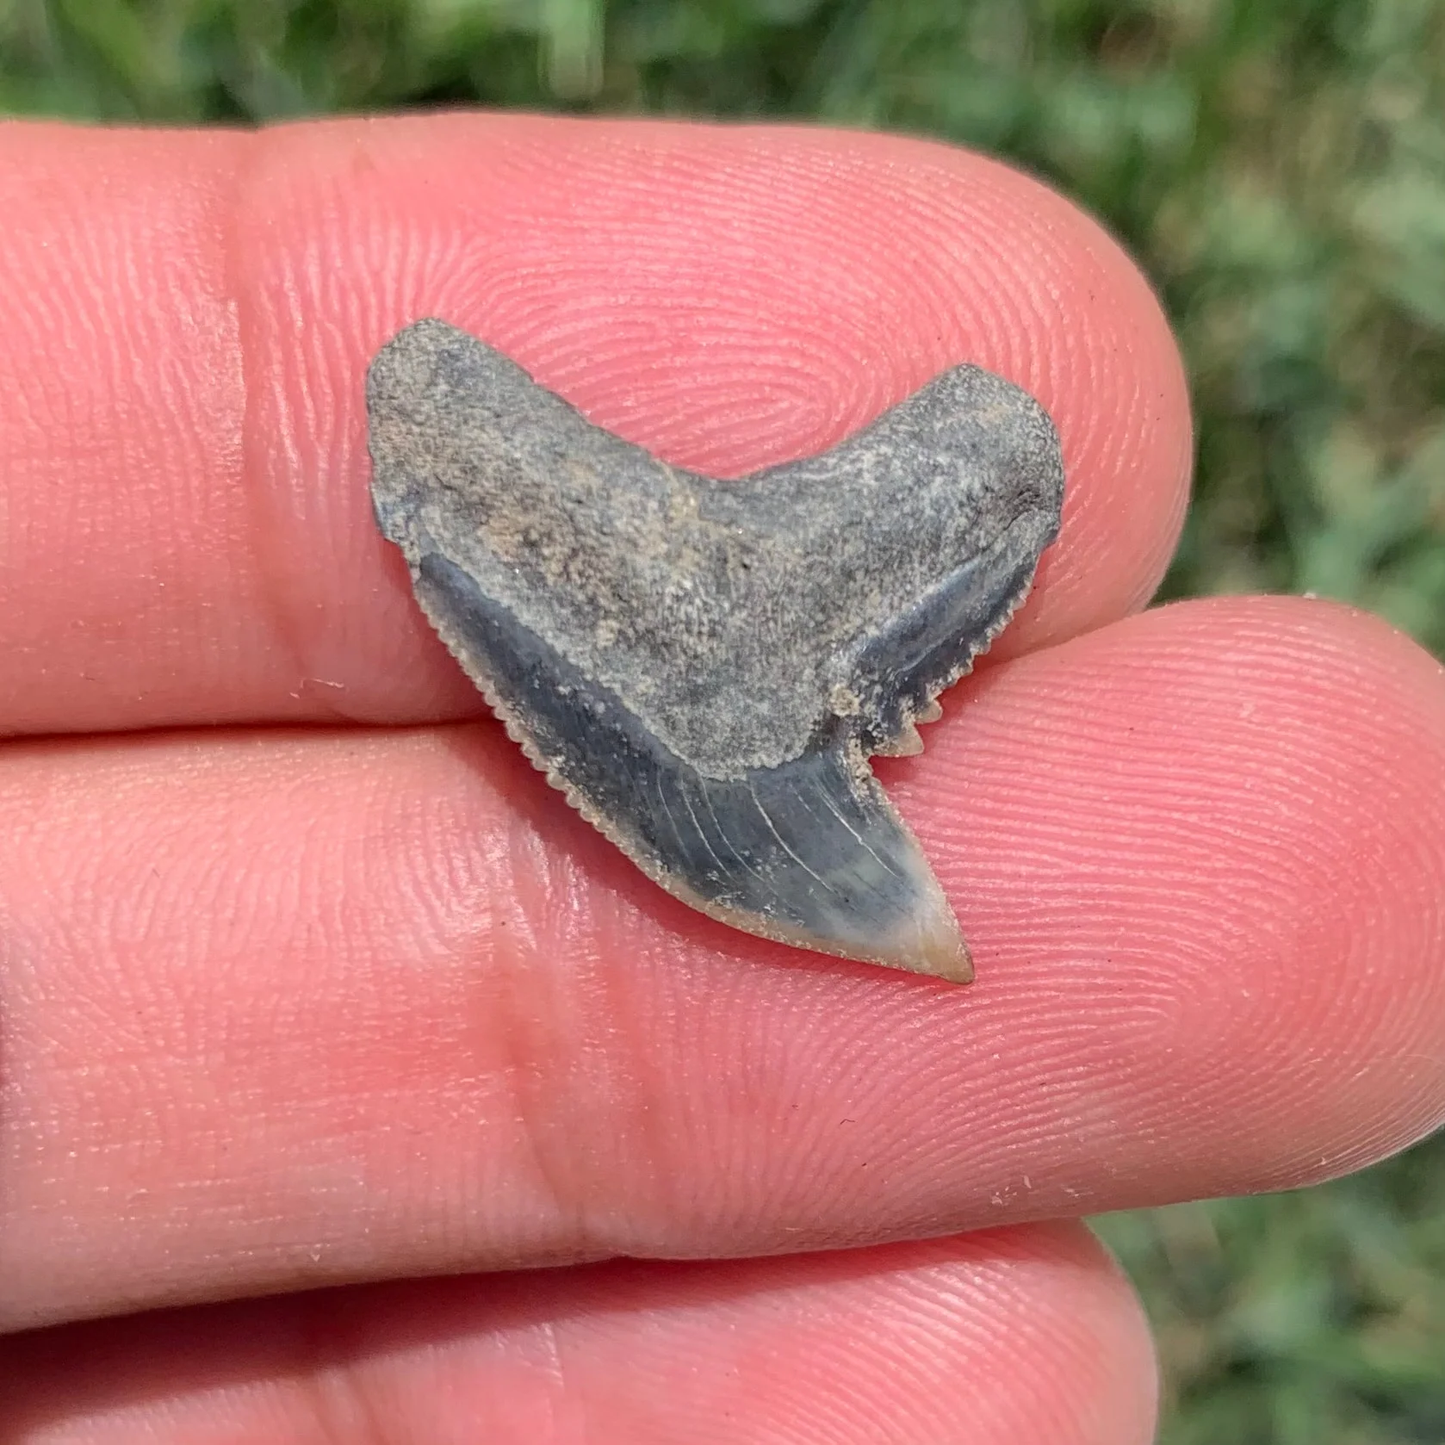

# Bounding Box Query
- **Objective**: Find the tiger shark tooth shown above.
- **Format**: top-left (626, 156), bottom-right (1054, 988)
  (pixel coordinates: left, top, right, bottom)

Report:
top-left (367, 318), bottom-right (1064, 983)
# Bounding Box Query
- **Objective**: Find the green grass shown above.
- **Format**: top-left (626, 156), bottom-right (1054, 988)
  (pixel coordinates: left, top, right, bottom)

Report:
top-left (4, 2), bottom-right (1444, 1439)
top-left (1095, 1164), bottom-right (1445, 1445)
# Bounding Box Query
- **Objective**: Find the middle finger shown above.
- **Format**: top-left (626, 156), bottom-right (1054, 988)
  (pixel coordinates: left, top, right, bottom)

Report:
top-left (3, 595), bottom-right (1444, 1331)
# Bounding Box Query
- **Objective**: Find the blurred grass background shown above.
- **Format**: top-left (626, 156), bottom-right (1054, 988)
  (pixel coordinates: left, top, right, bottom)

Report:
top-left (2, 1), bottom-right (1442, 1438)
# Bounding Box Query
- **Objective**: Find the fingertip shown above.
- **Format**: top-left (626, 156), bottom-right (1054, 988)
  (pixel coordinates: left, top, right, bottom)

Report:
top-left (0, 1227), bottom-right (1158, 1445)
top-left (2, 115), bottom-right (1189, 732)
top-left (905, 593), bottom-right (1445, 1192)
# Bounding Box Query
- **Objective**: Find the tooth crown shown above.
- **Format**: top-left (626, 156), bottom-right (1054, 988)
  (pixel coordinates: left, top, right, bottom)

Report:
top-left (368, 319), bottom-right (1065, 982)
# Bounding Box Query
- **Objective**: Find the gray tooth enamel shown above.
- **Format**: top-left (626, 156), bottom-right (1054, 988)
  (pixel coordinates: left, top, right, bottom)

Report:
top-left (367, 318), bottom-right (1065, 981)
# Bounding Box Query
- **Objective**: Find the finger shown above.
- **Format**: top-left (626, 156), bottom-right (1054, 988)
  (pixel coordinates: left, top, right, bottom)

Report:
top-left (0, 1228), bottom-right (1155, 1445)
top-left (7, 598), bottom-right (1441, 1331)
top-left (0, 115), bottom-right (1189, 736)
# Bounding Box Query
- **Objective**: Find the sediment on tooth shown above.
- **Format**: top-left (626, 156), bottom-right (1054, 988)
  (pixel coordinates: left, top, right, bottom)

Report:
top-left (878, 719), bottom-right (925, 757)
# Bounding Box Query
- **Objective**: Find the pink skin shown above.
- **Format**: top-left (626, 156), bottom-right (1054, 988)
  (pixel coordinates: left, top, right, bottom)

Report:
top-left (1, 115), bottom-right (1442, 1443)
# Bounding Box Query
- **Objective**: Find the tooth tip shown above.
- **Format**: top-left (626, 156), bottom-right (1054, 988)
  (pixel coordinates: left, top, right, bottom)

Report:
top-left (885, 902), bottom-right (975, 984)
top-left (801, 851), bottom-right (972, 983)
top-left (881, 843), bottom-right (975, 983)
top-left (921, 932), bottom-right (975, 984)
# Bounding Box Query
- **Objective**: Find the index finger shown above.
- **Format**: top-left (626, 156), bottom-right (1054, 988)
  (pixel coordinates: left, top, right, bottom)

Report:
top-left (0, 115), bottom-right (1190, 736)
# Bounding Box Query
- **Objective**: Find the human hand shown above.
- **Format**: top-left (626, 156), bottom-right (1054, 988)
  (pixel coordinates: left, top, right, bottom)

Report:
top-left (2, 116), bottom-right (1443, 1444)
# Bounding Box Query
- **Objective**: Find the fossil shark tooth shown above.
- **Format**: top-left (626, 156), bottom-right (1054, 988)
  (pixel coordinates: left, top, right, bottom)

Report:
top-left (367, 318), bottom-right (1064, 983)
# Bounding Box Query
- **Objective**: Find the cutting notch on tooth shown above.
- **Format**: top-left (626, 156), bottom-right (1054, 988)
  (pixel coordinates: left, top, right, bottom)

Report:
top-left (367, 319), bottom-right (1065, 982)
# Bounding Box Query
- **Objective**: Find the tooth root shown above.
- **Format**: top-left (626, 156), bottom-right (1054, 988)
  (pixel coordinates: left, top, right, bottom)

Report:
top-left (916, 697), bottom-right (944, 724)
